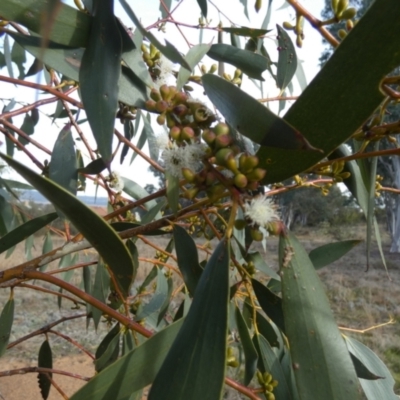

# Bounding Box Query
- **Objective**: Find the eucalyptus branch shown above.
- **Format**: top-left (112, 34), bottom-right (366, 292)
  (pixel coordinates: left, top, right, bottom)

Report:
top-left (286, 0), bottom-right (339, 47)
top-left (49, 330), bottom-right (95, 360)
top-left (0, 367), bottom-right (90, 381)
top-left (7, 313), bottom-right (87, 350)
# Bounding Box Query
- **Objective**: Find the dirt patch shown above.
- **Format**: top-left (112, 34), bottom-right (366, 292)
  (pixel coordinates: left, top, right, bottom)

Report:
top-left (0, 355), bottom-right (93, 400)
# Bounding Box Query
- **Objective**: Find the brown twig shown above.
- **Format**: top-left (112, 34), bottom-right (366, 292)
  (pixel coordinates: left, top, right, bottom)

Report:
top-left (0, 367), bottom-right (90, 381)
top-left (49, 330), bottom-right (95, 360)
top-left (286, 0), bottom-right (339, 48)
top-left (7, 313), bottom-right (87, 350)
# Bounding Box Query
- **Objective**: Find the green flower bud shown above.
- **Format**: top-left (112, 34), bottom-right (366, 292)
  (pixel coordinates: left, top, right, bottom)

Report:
top-left (181, 126), bottom-right (195, 141)
top-left (234, 219), bottom-right (247, 230)
top-left (159, 84), bottom-right (171, 101)
top-left (184, 187), bottom-right (199, 199)
top-left (213, 123), bottom-right (230, 136)
top-left (336, 0), bottom-right (349, 17)
top-left (251, 228), bottom-right (264, 241)
top-left (173, 92), bottom-right (188, 104)
top-left (145, 99), bottom-right (157, 111)
top-left (170, 126), bottom-right (181, 141)
top-left (234, 173), bottom-right (248, 188)
top-left (215, 148), bottom-right (234, 165)
top-left (172, 104), bottom-right (188, 117)
top-left (156, 100), bottom-right (169, 113)
top-left (202, 129), bottom-right (216, 145)
top-left (209, 64), bottom-right (218, 74)
top-left (157, 113), bottom-right (166, 125)
top-left (338, 29), bottom-right (347, 39)
top-left (214, 134), bottom-right (232, 149)
top-left (150, 88), bottom-right (161, 102)
top-left (341, 7), bottom-right (356, 20)
top-left (283, 21), bottom-right (295, 30)
top-left (246, 167), bottom-right (267, 182)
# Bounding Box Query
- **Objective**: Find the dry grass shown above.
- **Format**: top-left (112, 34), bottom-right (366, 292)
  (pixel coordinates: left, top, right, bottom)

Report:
top-left (1, 224), bottom-right (400, 395)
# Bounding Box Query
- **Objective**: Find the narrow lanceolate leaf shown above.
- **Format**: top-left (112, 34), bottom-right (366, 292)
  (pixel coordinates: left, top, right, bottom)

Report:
top-left (49, 124), bottom-right (77, 196)
top-left (279, 231), bottom-right (361, 399)
top-left (207, 44), bottom-right (268, 80)
top-left (173, 225), bottom-right (203, 296)
top-left (136, 268), bottom-right (168, 321)
top-left (79, 0), bottom-right (121, 165)
top-left (202, 74), bottom-right (318, 151)
top-left (77, 158), bottom-right (107, 175)
top-left (252, 278), bottom-right (285, 332)
top-left (0, 154), bottom-right (134, 298)
top-left (276, 24), bottom-right (297, 91)
top-left (0, 297), bottom-right (14, 357)
top-left (148, 239), bottom-right (230, 400)
top-left (9, 32), bottom-right (147, 108)
top-left (92, 260), bottom-right (110, 329)
top-left (345, 337), bottom-right (397, 399)
top-left (177, 44), bottom-right (210, 90)
top-left (235, 306), bottom-right (258, 385)
top-left (196, 0), bottom-right (207, 17)
top-left (165, 172), bottom-right (179, 215)
top-left (308, 240), bottom-right (362, 270)
top-left (37, 339), bottom-right (53, 400)
top-left (0, 213), bottom-right (57, 255)
top-left (0, 0), bottom-right (90, 48)
top-left (119, 0), bottom-right (191, 71)
top-left (222, 26), bottom-right (270, 37)
top-left (257, 0), bottom-right (400, 184)
top-left (70, 319), bottom-right (184, 400)
top-left (95, 323), bottom-right (121, 372)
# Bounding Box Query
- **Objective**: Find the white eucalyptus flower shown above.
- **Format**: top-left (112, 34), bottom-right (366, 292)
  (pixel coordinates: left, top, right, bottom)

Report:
top-left (161, 142), bottom-right (206, 178)
top-left (109, 171), bottom-right (124, 193)
top-left (244, 196), bottom-right (280, 227)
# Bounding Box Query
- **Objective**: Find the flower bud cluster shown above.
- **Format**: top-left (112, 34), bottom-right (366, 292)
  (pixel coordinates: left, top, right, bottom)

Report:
top-left (257, 371), bottom-right (279, 400)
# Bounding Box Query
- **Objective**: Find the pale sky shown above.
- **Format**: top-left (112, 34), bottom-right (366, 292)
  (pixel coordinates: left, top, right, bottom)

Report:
top-left (0, 0), bottom-right (327, 198)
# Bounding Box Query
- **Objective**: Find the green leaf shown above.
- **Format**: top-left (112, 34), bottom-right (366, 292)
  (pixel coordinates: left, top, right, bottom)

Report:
top-left (49, 124), bottom-right (77, 197)
top-left (4, 35), bottom-right (13, 79)
top-left (221, 26), bottom-right (269, 37)
top-left (248, 251), bottom-right (280, 280)
top-left (279, 231), bottom-right (361, 399)
top-left (95, 323), bottom-right (121, 372)
top-left (37, 339), bottom-right (53, 400)
top-left (0, 154), bottom-right (134, 298)
top-left (276, 24), bottom-right (297, 91)
top-left (257, 0), bottom-right (400, 184)
top-left (0, 297), bottom-right (14, 357)
top-left (121, 120), bottom-right (134, 164)
top-left (122, 330), bottom-right (135, 356)
top-left (148, 239), bottom-right (230, 400)
top-left (70, 319), bottom-right (184, 400)
top-left (40, 232), bottom-right (53, 271)
top-left (91, 260), bottom-right (110, 329)
top-left (196, 0), bottom-right (207, 17)
top-left (79, 0), bottom-right (121, 165)
top-left (235, 306), bottom-right (258, 385)
top-left (252, 278), bottom-right (285, 333)
top-left (177, 44), bottom-right (210, 91)
top-left (140, 199), bottom-right (167, 225)
top-left (0, 213), bottom-right (57, 255)
top-left (119, 0), bottom-right (191, 71)
top-left (136, 268), bottom-right (168, 321)
top-left (121, 177), bottom-right (157, 210)
top-left (345, 337), bottom-right (397, 399)
top-left (9, 32), bottom-right (147, 108)
top-left (157, 275), bottom-right (173, 325)
top-left (165, 172), bottom-right (179, 214)
top-left (253, 333), bottom-right (294, 400)
top-left (309, 240), bottom-right (363, 270)
top-left (11, 39), bottom-right (26, 79)
top-left (202, 74), bottom-right (318, 151)
top-left (207, 44), bottom-right (268, 80)
top-left (173, 225), bottom-right (203, 296)
top-left (0, 0), bottom-right (90, 48)
top-left (350, 353), bottom-right (383, 381)
top-left (77, 158), bottom-right (107, 175)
